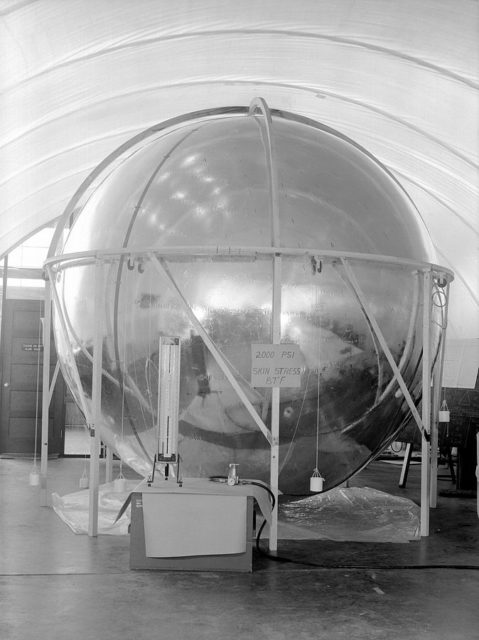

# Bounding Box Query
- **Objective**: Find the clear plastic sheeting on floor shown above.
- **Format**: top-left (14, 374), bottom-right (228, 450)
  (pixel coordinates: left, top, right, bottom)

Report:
top-left (275, 487), bottom-right (420, 543)
top-left (53, 482), bottom-right (420, 542)
top-left (52, 480), bottom-right (140, 535)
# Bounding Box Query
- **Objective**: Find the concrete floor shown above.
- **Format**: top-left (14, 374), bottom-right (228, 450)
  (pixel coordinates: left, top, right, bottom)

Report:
top-left (1, 457), bottom-right (478, 640)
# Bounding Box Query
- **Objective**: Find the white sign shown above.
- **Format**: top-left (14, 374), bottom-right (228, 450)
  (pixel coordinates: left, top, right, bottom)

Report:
top-left (251, 344), bottom-right (303, 388)
top-left (442, 339), bottom-right (479, 389)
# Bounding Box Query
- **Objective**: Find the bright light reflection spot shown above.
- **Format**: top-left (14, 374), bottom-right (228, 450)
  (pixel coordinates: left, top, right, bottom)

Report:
top-left (192, 305), bottom-right (207, 322)
top-left (289, 325), bottom-right (302, 339)
top-left (207, 286), bottom-right (244, 311)
top-left (181, 154), bottom-right (197, 167)
top-left (281, 312), bottom-right (291, 329)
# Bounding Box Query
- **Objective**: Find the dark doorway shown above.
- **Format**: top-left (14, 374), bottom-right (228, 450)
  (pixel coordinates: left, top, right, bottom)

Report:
top-left (0, 299), bottom-right (64, 456)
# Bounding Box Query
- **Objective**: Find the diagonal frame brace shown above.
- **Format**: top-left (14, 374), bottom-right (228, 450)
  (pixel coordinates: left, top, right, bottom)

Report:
top-left (149, 253), bottom-right (272, 446)
top-left (339, 258), bottom-right (429, 441)
top-left (46, 265), bottom-right (92, 424)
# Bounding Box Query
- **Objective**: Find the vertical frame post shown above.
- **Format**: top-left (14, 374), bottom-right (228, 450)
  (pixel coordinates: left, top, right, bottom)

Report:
top-left (430, 280), bottom-right (450, 507)
top-left (0, 255), bottom-right (7, 351)
top-left (430, 373), bottom-right (439, 508)
top-left (249, 97), bottom-right (281, 553)
top-left (0, 257), bottom-right (8, 431)
top-left (88, 260), bottom-right (104, 536)
top-left (420, 270), bottom-right (432, 536)
top-left (430, 349), bottom-right (444, 508)
top-left (270, 254), bottom-right (282, 552)
top-left (40, 278), bottom-right (52, 506)
top-left (476, 431), bottom-right (479, 519)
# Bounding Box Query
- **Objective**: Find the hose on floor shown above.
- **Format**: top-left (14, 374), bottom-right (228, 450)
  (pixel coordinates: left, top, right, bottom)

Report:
top-left (208, 476), bottom-right (276, 553)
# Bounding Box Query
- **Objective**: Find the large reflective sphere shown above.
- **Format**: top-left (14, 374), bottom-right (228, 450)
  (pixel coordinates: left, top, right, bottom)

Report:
top-left (49, 105), bottom-right (444, 492)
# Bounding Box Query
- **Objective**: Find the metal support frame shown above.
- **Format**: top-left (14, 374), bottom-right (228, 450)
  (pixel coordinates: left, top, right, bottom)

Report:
top-left (0, 255), bottom-right (7, 347)
top-left (430, 353), bottom-right (441, 509)
top-left (476, 431), bottom-right (479, 519)
top-left (38, 281), bottom-right (60, 506)
top-left (420, 270), bottom-right (432, 535)
top-left (43, 98), bottom-right (453, 545)
top-left (37, 352), bottom-right (60, 493)
top-left (44, 246), bottom-right (453, 542)
top-left (430, 281), bottom-right (450, 508)
top-left (43, 264), bottom-right (104, 530)
top-left (249, 97), bottom-right (281, 552)
top-left (340, 258), bottom-right (437, 536)
top-left (340, 258), bottom-right (429, 442)
top-left (375, 271), bottom-right (420, 407)
top-left (40, 280), bottom-right (52, 505)
top-left (48, 361), bottom-right (61, 404)
top-left (46, 265), bottom-right (91, 422)
top-left (41, 262), bottom-right (115, 531)
top-left (270, 255), bottom-right (281, 551)
top-left (88, 260), bottom-right (104, 536)
top-left (429, 380), bottom-right (439, 509)
top-left (0, 256), bottom-right (8, 446)
top-left (399, 442), bottom-right (414, 488)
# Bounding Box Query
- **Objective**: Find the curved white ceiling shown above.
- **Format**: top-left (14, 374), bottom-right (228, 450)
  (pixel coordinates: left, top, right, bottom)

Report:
top-left (0, 0), bottom-right (478, 343)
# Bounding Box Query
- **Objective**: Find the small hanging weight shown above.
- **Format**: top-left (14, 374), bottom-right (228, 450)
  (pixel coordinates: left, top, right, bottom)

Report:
top-left (114, 476), bottom-right (127, 491)
top-left (439, 399), bottom-right (450, 423)
top-left (310, 468), bottom-right (324, 492)
top-left (79, 468), bottom-right (89, 489)
top-left (29, 470), bottom-right (40, 486)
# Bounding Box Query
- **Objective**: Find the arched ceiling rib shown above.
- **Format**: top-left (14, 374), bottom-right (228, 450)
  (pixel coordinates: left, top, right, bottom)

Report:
top-left (0, 0), bottom-right (478, 344)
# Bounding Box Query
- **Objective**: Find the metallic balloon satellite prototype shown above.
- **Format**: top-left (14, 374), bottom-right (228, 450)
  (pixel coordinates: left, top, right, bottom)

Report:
top-left (46, 100), bottom-right (452, 493)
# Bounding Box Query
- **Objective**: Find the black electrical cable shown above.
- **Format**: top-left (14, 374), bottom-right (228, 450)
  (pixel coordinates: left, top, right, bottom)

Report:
top-left (241, 480), bottom-right (276, 508)
top-left (255, 535), bottom-right (479, 570)
top-left (210, 477), bottom-right (479, 571)
top-left (240, 480), bottom-right (277, 553)
top-left (208, 476), bottom-right (276, 553)
top-left (255, 529), bottom-right (479, 570)
top-left (255, 555), bottom-right (479, 571)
